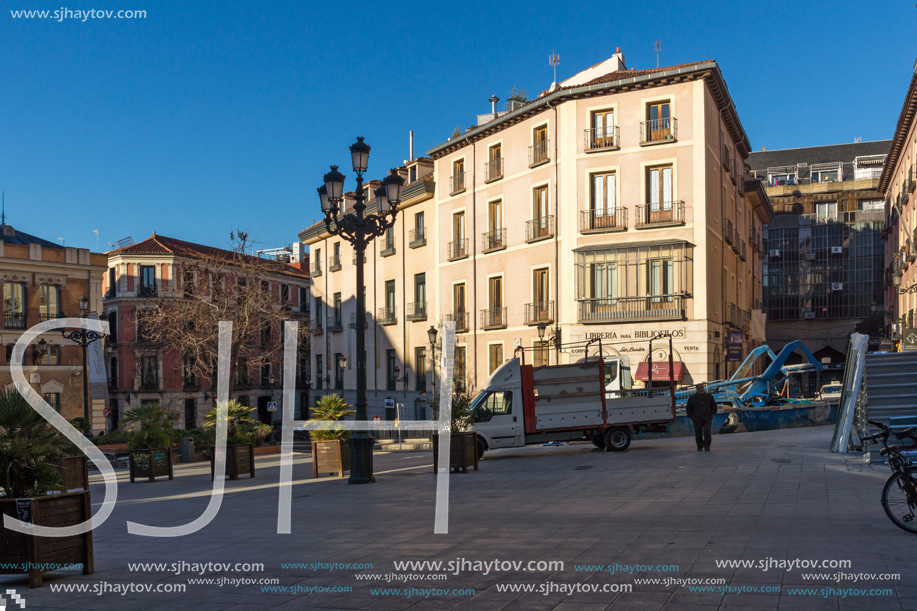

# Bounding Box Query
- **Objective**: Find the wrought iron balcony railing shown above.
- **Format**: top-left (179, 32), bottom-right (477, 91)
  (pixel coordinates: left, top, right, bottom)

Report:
top-left (481, 307), bottom-right (507, 329)
top-left (326, 315), bottom-right (343, 332)
top-left (634, 201), bottom-right (686, 227)
top-left (409, 227), bottom-right (426, 248)
top-left (640, 117), bottom-right (677, 144)
top-left (524, 301), bottom-right (555, 325)
top-left (377, 306), bottom-right (397, 326)
top-left (380, 236), bottom-right (396, 257)
top-left (482, 228), bottom-right (506, 252)
top-left (577, 295), bottom-right (685, 322)
top-left (525, 215), bottom-right (554, 242)
top-left (3, 312), bottom-right (25, 329)
top-left (529, 140), bottom-right (550, 166)
top-left (445, 311), bottom-right (469, 333)
top-left (485, 158), bottom-right (503, 182)
top-left (310, 263), bottom-right (322, 277)
top-left (447, 239), bottom-right (468, 261)
top-left (579, 208), bottom-right (627, 233)
top-left (406, 302), bottom-right (427, 321)
top-left (450, 172), bottom-right (466, 195)
top-left (328, 255), bottom-right (342, 272)
top-left (584, 126), bottom-right (619, 151)
top-left (349, 313), bottom-right (368, 329)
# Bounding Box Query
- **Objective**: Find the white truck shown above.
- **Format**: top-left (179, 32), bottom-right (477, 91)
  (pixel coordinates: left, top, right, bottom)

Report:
top-left (470, 357), bottom-right (674, 458)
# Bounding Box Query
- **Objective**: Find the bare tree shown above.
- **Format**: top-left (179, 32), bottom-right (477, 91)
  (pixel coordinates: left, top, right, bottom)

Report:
top-left (142, 231), bottom-right (312, 394)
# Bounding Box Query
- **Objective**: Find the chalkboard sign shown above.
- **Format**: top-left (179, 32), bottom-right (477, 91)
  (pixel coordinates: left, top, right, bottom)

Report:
top-left (129, 449), bottom-right (174, 482)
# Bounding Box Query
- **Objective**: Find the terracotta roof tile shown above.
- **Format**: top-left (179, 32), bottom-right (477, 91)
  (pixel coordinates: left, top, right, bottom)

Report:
top-left (540, 60), bottom-right (713, 97)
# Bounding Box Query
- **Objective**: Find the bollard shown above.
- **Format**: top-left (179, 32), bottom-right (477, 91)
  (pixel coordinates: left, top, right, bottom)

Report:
top-left (181, 437), bottom-right (195, 463)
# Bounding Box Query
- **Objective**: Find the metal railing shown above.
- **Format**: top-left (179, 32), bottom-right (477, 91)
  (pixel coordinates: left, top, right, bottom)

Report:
top-left (485, 158), bottom-right (503, 181)
top-left (312, 320), bottom-right (323, 334)
top-left (579, 208), bottom-right (627, 233)
top-left (352, 254), bottom-right (366, 265)
top-left (409, 227), bottom-right (426, 248)
top-left (577, 295), bottom-right (685, 322)
top-left (406, 302), bottom-right (427, 321)
top-left (329, 255), bottom-right (341, 272)
top-left (482, 228), bottom-right (506, 252)
top-left (634, 201), bottom-right (686, 226)
top-left (139, 285), bottom-right (157, 297)
top-left (584, 126), bottom-right (619, 150)
top-left (326, 315), bottom-right (343, 332)
top-left (447, 239), bottom-right (468, 261)
top-left (446, 311), bottom-right (469, 333)
top-left (450, 172), bottom-right (466, 194)
top-left (349, 313), bottom-right (368, 329)
top-left (377, 306), bottom-right (397, 326)
top-left (3, 312), bottom-right (25, 329)
top-left (524, 301), bottom-right (554, 325)
top-left (640, 117), bottom-right (677, 144)
top-left (739, 241), bottom-right (746, 261)
top-left (525, 215), bottom-right (554, 241)
top-left (529, 140), bottom-right (549, 165)
top-left (39, 312), bottom-right (60, 322)
top-left (727, 302), bottom-right (750, 328)
top-left (380, 235), bottom-right (396, 257)
top-left (725, 219), bottom-right (734, 245)
top-left (310, 263), bottom-right (322, 277)
top-left (481, 307), bottom-right (507, 329)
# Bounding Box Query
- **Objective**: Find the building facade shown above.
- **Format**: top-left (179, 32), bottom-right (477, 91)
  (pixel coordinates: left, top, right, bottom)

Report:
top-left (103, 234), bottom-right (311, 429)
top-left (748, 141), bottom-right (890, 374)
top-left (301, 50), bottom-right (772, 418)
top-left (879, 61), bottom-right (917, 343)
top-left (0, 220), bottom-right (108, 428)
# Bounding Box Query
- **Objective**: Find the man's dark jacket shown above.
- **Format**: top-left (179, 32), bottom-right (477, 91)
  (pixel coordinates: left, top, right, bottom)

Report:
top-left (686, 392), bottom-right (717, 421)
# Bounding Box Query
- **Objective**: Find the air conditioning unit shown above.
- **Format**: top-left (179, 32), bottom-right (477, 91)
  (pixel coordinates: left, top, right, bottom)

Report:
top-left (769, 249), bottom-right (781, 258)
top-left (831, 282), bottom-right (844, 292)
top-left (830, 246), bottom-right (843, 255)
top-left (804, 311), bottom-right (816, 319)
top-left (805, 252), bottom-right (816, 260)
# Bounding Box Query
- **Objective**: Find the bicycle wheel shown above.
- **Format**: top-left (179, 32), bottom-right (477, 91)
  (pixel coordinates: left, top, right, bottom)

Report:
top-left (881, 466), bottom-right (917, 534)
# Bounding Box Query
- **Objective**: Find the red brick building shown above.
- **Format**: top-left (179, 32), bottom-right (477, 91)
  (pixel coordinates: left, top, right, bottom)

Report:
top-left (103, 234), bottom-right (311, 429)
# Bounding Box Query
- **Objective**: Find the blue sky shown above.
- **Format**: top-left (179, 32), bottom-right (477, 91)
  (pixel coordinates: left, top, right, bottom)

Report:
top-left (2, 0), bottom-right (914, 253)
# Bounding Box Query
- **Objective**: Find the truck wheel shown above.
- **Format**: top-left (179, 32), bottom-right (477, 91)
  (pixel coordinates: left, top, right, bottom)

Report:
top-left (591, 435), bottom-right (605, 449)
top-left (604, 427), bottom-right (631, 452)
top-left (718, 412), bottom-right (739, 434)
top-left (476, 437), bottom-right (486, 460)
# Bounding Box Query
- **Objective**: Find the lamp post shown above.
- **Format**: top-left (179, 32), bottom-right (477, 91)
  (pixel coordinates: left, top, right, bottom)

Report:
top-left (318, 137), bottom-right (405, 485)
top-left (59, 295), bottom-right (108, 428)
top-left (427, 326), bottom-right (438, 419)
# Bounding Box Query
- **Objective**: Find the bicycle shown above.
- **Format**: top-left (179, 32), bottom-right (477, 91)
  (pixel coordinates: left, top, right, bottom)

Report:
top-left (862, 420), bottom-right (917, 534)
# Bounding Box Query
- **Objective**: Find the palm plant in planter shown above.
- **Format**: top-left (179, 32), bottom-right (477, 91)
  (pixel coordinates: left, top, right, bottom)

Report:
top-left (0, 389), bottom-right (94, 587)
top-left (203, 401), bottom-right (260, 480)
top-left (121, 403), bottom-right (174, 483)
top-left (432, 392), bottom-right (479, 473)
top-left (308, 394), bottom-right (354, 478)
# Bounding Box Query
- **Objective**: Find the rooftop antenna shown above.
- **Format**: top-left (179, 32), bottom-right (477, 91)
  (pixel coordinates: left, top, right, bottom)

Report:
top-left (108, 242), bottom-right (115, 250)
top-left (92, 229), bottom-right (99, 252)
top-left (854, 136), bottom-right (862, 143)
top-left (549, 50), bottom-right (560, 84)
top-left (1, 190), bottom-right (5, 225)
top-left (654, 39), bottom-right (661, 68)
top-left (58, 238), bottom-right (65, 247)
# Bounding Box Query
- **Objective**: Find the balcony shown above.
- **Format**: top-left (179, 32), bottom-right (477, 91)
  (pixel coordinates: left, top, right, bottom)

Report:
top-left (579, 209), bottom-right (627, 234)
top-left (584, 126), bottom-right (620, 152)
top-left (481, 307), bottom-right (507, 330)
top-left (377, 306), bottom-right (397, 326)
top-left (406, 302), bottom-right (427, 321)
top-left (640, 117), bottom-right (677, 145)
top-left (524, 301), bottom-right (555, 325)
top-left (326, 315), bottom-right (343, 333)
top-left (409, 227), bottom-right (426, 249)
top-left (349, 313), bottom-right (368, 329)
top-left (482, 228), bottom-right (506, 253)
top-left (725, 219), bottom-right (734, 245)
top-left (525, 216), bottom-right (554, 242)
top-left (577, 295), bottom-right (685, 323)
top-left (739, 241), bottom-right (747, 262)
top-left (328, 255), bottom-right (342, 272)
top-left (39, 312), bottom-right (60, 323)
top-left (634, 201), bottom-right (685, 227)
top-left (450, 172), bottom-right (466, 195)
top-left (447, 239), bottom-right (468, 261)
top-left (727, 302), bottom-right (750, 329)
top-left (485, 158), bottom-right (503, 182)
top-left (446, 311), bottom-right (469, 333)
top-left (3, 312), bottom-right (25, 329)
top-left (310, 263), bottom-right (322, 277)
top-left (380, 236), bottom-right (396, 257)
top-left (529, 140), bottom-right (550, 167)
top-left (352, 254), bottom-right (366, 265)
top-left (138, 285), bottom-right (157, 297)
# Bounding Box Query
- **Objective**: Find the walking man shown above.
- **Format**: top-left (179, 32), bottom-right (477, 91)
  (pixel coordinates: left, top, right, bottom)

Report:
top-left (686, 383), bottom-right (717, 451)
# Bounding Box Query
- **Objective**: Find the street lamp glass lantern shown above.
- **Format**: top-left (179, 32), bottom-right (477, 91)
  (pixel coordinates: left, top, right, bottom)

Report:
top-left (893, 270), bottom-right (903, 287)
top-left (318, 185), bottom-right (331, 213)
top-left (427, 325), bottom-right (438, 346)
top-left (349, 137), bottom-right (370, 174)
top-left (323, 166), bottom-right (345, 202)
top-left (78, 294), bottom-right (89, 313)
top-left (375, 185), bottom-right (389, 213)
top-left (537, 323), bottom-right (547, 340)
top-left (382, 170), bottom-right (404, 207)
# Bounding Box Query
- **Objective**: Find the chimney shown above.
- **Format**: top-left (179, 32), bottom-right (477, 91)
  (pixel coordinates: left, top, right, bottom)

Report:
top-left (609, 46), bottom-right (626, 72)
top-left (409, 130), bottom-right (414, 161)
top-left (489, 95), bottom-right (500, 114)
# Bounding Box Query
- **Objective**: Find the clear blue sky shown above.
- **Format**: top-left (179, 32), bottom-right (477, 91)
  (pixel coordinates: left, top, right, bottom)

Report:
top-left (2, 0), bottom-right (914, 253)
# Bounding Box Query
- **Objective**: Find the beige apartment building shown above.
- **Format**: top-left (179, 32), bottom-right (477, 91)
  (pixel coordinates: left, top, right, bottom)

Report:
top-left (300, 50), bottom-right (772, 418)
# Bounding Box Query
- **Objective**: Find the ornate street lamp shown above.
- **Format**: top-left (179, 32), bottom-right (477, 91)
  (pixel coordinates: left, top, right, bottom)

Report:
top-left (427, 326), bottom-right (438, 420)
top-left (318, 137), bottom-right (404, 484)
top-left (59, 295), bottom-right (108, 426)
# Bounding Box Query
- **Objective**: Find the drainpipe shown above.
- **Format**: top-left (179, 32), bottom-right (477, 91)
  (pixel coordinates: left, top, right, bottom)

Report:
top-left (549, 100), bottom-right (561, 363)
top-left (719, 109), bottom-right (728, 381)
top-left (472, 138), bottom-right (478, 387)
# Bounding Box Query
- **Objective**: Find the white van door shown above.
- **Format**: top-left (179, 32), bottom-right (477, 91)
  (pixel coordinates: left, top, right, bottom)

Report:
top-left (473, 390), bottom-right (519, 448)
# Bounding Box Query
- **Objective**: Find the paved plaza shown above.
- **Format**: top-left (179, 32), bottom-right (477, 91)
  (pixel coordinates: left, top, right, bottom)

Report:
top-left (3, 425), bottom-right (915, 611)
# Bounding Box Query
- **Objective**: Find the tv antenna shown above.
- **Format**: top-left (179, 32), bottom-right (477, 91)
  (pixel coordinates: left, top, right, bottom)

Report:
top-left (58, 238), bottom-right (65, 247)
top-left (92, 229), bottom-right (99, 251)
top-left (654, 39), bottom-right (661, 68)
top-left (549, 50), bottom-right (560, 83)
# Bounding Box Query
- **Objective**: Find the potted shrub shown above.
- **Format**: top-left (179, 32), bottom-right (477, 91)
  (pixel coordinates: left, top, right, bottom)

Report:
top-left (0, 389), bottom-right (94, 587)
top-left (204, 401), bottom-right (258, 480)
top-left (122, 404), bottom-right (174, 483)
top-left (432, 393), bottom-right (478, 473)
top-left (308, 394), bottom-right (354, 478)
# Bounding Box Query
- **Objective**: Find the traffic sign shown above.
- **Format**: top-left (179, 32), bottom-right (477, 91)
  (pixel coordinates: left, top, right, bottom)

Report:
top-left (372, 415), bottom-right (382, 426)
top-left (267, 402), bottom-right (278, 412)
top-left (103, 407), bottom-right (111, 418)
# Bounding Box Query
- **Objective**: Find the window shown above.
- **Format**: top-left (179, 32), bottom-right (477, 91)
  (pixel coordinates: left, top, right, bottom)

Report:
top-left (40, 345), bottom-right (61, 365)
top-left (415, 347), bottom-right (426, 392)
top-left (331, 242), bottom-right (341, 270)
top-left (646, 101), bottom-right (671, 142)
top-left (183, 270), bottom-right (195, 297)
top-left (414, 212), bottom-right (425, 241)
top-left (140, 354), bottom-right (160, 390)
top-left (314, 248), bottom-right (322, 271)
top-left (136, 310), bottom-right (154, 342)
top-left (236, 358), bottom-right (250, 387)
top-left (183, 357), bottom-right (197, 389)
top-left (333, 293), bottom-right (342, 325)
top-left (488, 277), bottom-right (503, 310)
top-left (589, 263), bottom-right (616, 299)
top-left (410, 165), bottom-right (417, 183)
top-left (649, 259), bottom-right (674, 301)
top-left (261, 363), bottom-right (271, 387)
top-left (453, 211), bottom-right (465, 241)
top-left (413, 398), bottom-right (427, 421)
top-left (413, 273), bottom-right (426, 318)
top-left (488, 344), bottom-right (504, 374)
top-left (452, 158), bottom-right (465, 193)
top-left (39, 285), bottom-right (60, 321)
top-left (3, 282), bottom-right (26, 329)
top-left (453, 283), bottom-right (466, 315)
top-left (185, 398), bottom-right (197, 430)
top-left (592, 172), bottom-right (616, 216)
top-left (816, 202), bottom-right (838, 223)
top-left (454, 346), bottom-right (467, 394)
top-left (110, 357), bottom-right (118, 388)
top-left (533, 268), bottom-right (550, 320)
top-left (386, 349), bottom-right (397, 391)
top-left (315, 296), bottom-right (323, 323)
top-left (385, 280), bottom-right (396, 322)
top-left (488, 199), bottom-right (502, 233)
top-left (280, 284), bottom-right (290, 305)
top-left (647, 165), bottom-right (673, 210)
top-left (107, 267), bottom-right (117, 297)
top-left (591, 109), bottom-right (615, 148)
top-left (139, 265), bottom-right (156, 296)
top-left (334, 354), bottom-right (344, 389)
top-left (472, 391), bottom-right (512, 422)
top-left (42, 393), bottom-right (60, 412)
top-left (531, 125), bottom-right (548, 164)
top-left (299, 287), bottom-right (309, 314)
top-left (487, 143), bottom-right (503, 180)
top-left (315, 354), bottom-right (323, 390)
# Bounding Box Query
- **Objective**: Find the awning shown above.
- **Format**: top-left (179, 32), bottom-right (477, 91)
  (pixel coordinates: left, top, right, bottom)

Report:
top-left (634, 362), bottom-right (685, 382)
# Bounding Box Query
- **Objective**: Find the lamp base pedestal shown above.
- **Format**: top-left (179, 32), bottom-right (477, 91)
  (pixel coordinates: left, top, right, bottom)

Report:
top-left (348, 433), bottom-right (376, 485)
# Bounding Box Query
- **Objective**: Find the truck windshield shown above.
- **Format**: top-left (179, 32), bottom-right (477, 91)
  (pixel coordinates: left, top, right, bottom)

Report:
top-left (470, 391), bottom-right (512, 423)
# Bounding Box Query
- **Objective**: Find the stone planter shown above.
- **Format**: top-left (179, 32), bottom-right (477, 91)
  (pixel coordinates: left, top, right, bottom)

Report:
top-left (0, 491), bottom-right (95, 587)
top-left (209, 443), bottom-right (255, 480)
top-left (311, 439), bottom-right (351, 478)
top-left (128, 448), bottom-right (174, 483)
top-left (432, 431), bottom-right (479, 473)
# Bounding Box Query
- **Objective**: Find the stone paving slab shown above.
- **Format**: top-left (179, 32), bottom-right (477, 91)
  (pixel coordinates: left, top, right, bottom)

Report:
top-left (1, 426), bottom-right (914, 610)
